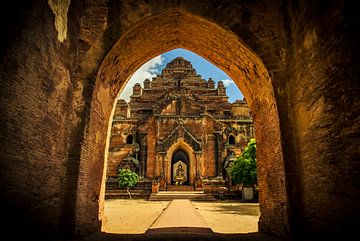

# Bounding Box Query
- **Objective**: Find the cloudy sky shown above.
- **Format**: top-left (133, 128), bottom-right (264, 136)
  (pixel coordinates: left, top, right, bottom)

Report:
top-left (118, 48), bottom-right (244, 103)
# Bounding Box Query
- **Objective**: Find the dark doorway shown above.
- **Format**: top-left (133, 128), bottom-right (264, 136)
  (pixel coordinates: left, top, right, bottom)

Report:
top-left (229, 135), bottom-right (235, 145)
top-left (126, 134), bottom-right (133, 144)
top-left (171, 149), bottom-right (190, 185)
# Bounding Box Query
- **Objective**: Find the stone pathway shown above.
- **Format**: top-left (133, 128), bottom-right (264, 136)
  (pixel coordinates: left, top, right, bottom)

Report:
top-left (84, 200), bottom-right (282, 241)
top-left (102, 199), bottom-right (260, 235)
top-left (148, 199), bottom-right (211, 233)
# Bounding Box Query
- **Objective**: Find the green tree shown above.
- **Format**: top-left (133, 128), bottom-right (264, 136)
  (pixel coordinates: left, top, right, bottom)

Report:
top-left (231, 138), bottom-right (257, 187)
top-left (117, 168), bottom-right (139, 199)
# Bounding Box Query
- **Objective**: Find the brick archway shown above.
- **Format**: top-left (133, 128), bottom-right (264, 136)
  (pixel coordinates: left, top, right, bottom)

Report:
top-left (77, 9), bottom-right (288, 237)
top-left (165, 139), bottom-right (196, 185)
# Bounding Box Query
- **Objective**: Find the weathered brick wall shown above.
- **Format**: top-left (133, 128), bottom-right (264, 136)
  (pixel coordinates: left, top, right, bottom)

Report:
top-left (109, 123), bottom-right (132, 147)
top-left (146, 116), bottom-right (157, 178)
top-left (231, 100), bottom-right (251, 117)
top-left (158, 119), bottom-right (177, 139)
top-left (203, 116), bottom-right (216, 176)
top-left (114, 99), bottom-right (129, 117)
top-left (205, 134), bottom-right (216, 176)
top-left (158, 119), bottom-right (203, 141)
top-left (107, 146), bottom-right (133, 177)
top-left (283, 1), bottom-right (360, 238)
top-left (254, 102), bottom-right (289, 236)
top-left (185, 119), bottom-right (205, 138)
top-left (0, 0), bottom-right (76, 238)
top-left (160, 101), bottom-right (177, 115)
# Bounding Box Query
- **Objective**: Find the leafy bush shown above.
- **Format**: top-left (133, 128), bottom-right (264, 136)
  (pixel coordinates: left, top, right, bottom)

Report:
top-left (230, 139), bottom-right (257, 187)
top-left (117, 168), bottom-right (139, 199)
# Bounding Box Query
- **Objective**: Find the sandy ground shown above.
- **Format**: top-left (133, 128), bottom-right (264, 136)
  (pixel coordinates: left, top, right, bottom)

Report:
top-left (192, 201), bottom-right (260, 233)
top-left (102, 199), bottom-right (260, 234)
top-left (102, 199), bottom-right (169, 234)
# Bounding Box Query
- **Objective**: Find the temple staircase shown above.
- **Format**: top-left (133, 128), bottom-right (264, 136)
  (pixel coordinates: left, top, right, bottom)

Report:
top-left (148, 185), bottom-right (216, 201)
top-left (166, 184), bottom-right (195, 191)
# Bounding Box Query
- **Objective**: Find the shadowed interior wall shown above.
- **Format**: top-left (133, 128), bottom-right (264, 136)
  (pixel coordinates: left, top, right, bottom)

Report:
top-left (0, 0), bottom-right (358, 240)
top-left (282, 1), bottom-right (360, 237)
top-left (0, 0), bottom-right (78, 238)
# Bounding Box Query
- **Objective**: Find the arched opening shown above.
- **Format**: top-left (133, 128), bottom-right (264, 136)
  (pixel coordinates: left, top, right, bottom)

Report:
top-left (102, 50), bottom-right (259, 233)
top-left (77, 9), bottom-right (287, 238)
top-left (171, 149), bottom-right (190, 185)
top-left (164, 139), bottom-right (196, 186)
top-left (126, 134), bottom-right (133, 145)
top-left (228, 135), bottom-right (236, 145)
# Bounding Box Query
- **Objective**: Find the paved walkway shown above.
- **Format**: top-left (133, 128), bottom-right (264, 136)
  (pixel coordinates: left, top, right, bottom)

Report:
top-left (82, 199), bottom-right (283, 241)
top-left (148, 199), bottom-right (211, 233)
top-left (102, 199), bottom-right (260, 235)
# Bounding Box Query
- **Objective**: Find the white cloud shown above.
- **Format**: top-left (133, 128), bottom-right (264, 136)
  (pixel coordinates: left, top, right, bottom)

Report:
top-left (118, 55), bottom-right (164, 101)
top-left (220, 79), bottom-right (234, 87)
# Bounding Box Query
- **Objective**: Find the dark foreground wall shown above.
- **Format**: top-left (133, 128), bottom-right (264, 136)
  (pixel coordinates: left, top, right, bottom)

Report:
top-left (0, 0), bottom-right (79, 238)
top-left (284, 1), bottom-right (360, 238)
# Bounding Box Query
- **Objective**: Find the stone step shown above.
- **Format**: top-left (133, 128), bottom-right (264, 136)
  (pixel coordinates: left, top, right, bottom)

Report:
top-left (105, 190), bottom-right (150, 200)
top-left (148, 191), bottom-right (216, 201)
top-left (156, 191), bottom-right (205, 195)
top-left (166, 185), bottom-right (195, 191)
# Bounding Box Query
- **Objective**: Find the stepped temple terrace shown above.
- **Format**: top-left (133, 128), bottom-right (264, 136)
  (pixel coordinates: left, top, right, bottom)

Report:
top-left (106, 57), bottom-right (254, 192)
top-left (1, 1), bottom-right (359, 241)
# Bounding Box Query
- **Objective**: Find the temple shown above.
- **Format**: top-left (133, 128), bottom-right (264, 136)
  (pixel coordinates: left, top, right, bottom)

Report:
top-left (106, 57), bottom-right (254, 191)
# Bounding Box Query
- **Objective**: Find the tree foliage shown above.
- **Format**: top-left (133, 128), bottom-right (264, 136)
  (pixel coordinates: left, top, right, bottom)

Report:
top-left (230, 138), bottom-right (257, 187)
top-left (117, 168), bottom-right (139, 199)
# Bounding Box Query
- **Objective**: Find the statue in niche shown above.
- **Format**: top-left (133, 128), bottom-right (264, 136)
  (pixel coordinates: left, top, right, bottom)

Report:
top-left (174, 163), bottom-right (186, 185)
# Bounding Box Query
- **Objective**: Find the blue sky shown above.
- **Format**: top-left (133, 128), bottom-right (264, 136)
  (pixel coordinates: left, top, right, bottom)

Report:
top-left (119, 48), bottom-right (244, 103)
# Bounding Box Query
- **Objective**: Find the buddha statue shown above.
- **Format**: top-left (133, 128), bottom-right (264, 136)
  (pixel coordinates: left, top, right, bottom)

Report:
top-left (174, 163), bottom-right (186, 185)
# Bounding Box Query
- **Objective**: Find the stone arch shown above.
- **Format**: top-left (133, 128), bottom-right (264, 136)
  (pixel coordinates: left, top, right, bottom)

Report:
top-left (78, 9), bottom-right (287, 236)
top-left (165, 139), bottom-right (196, 185)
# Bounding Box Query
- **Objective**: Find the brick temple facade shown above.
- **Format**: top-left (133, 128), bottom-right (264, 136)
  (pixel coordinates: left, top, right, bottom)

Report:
top-left (106, 57), bottom-right (254, 190)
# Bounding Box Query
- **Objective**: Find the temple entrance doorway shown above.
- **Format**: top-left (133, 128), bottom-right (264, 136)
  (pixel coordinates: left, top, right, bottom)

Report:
top-left (171, 149), bottom-right (190, 185)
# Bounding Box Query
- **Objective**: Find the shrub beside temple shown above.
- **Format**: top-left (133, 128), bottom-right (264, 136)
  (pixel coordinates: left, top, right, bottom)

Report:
top-left (231, 138), bottom-right (257, 200)
top-left (117, 168), bottom-right (139, 199)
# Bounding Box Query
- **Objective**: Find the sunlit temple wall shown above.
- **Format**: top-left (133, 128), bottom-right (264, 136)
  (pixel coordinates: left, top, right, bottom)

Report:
top-left (105, 57), bottom-right (254, 187)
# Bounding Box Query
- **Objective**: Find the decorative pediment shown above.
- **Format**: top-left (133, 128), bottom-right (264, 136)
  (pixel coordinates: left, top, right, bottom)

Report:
top-left (224, 126), bottom-right (238, 136)
top-left (161, 100), bottom-right (177, 115)
top-left (157, 119), bottom-right (201, 152)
